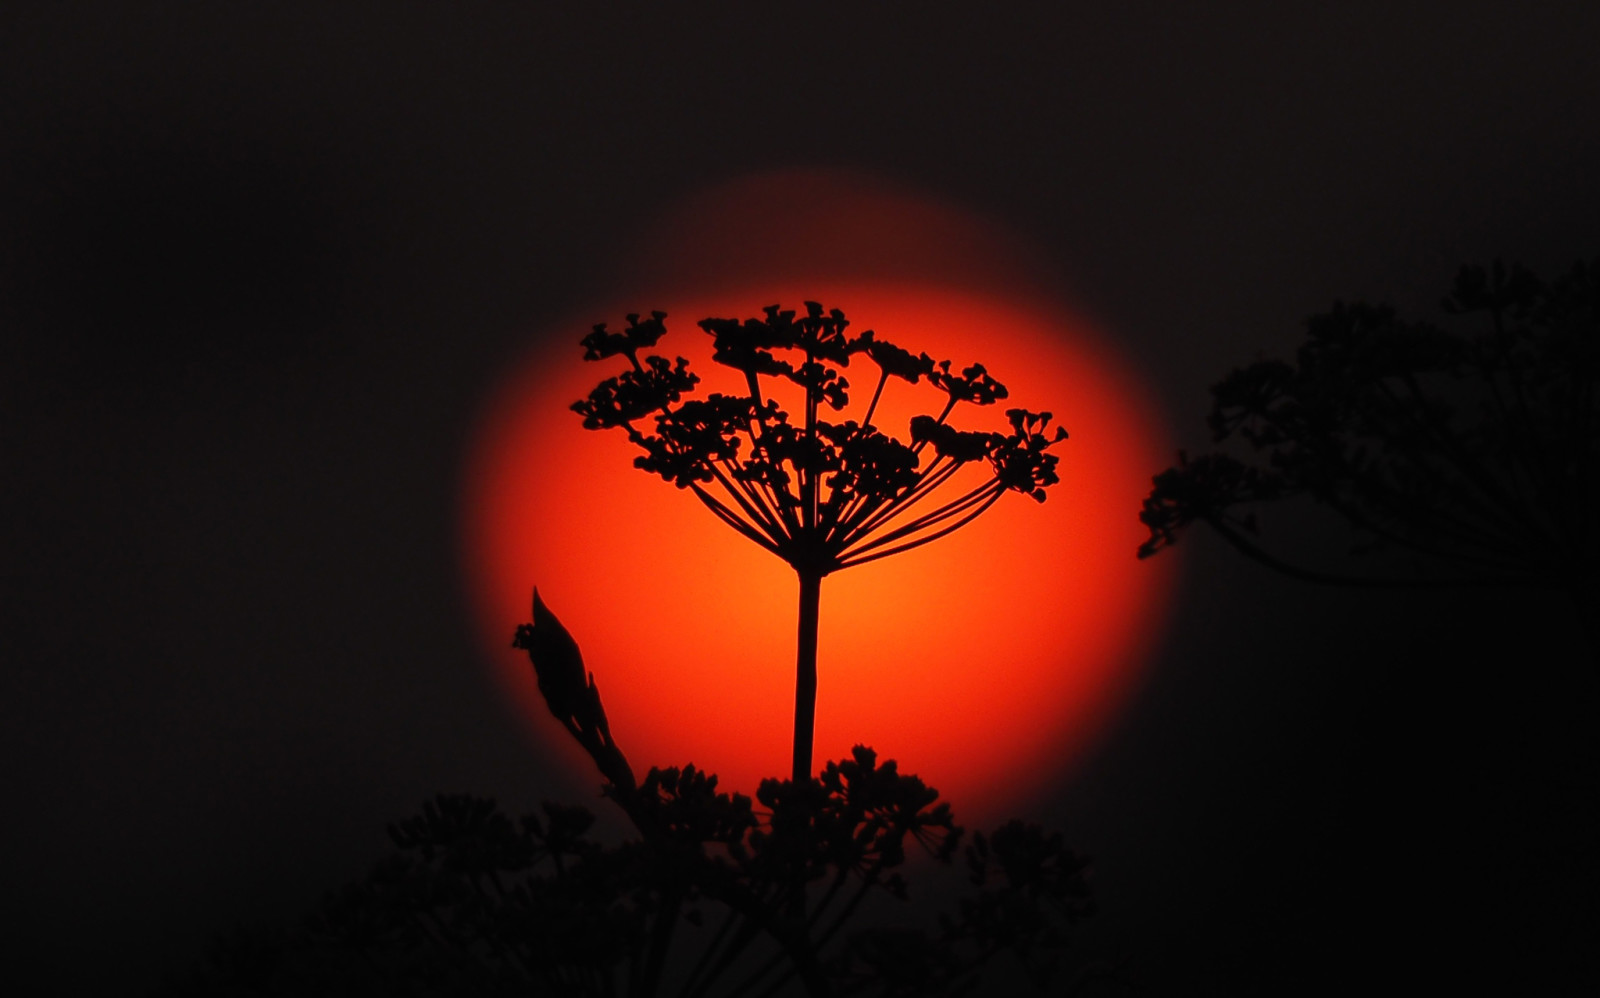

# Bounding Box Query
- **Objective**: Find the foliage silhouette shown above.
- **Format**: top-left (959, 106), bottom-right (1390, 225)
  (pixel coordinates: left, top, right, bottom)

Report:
top-left (572, 302), bottom-right (1067, 783)
top-left (1138, 258), bottom-right (1599, 660)
top-left (155, 596), bottom-right (1096, 998)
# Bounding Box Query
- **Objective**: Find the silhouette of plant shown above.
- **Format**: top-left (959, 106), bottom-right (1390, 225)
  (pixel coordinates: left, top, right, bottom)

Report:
top-left (1138, 258), bottom-right (1599, 658)
top-left (572, 302), bottom-right (1067, 784)
top-left (153, 305), bottom-right (1098, 997)
top-left (157, 596), bottom-right (1096, 998)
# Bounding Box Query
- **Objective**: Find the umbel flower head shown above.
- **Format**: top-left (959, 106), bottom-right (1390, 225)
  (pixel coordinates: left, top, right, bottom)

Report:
top-left (572, 302), bottom-right (1067, 575)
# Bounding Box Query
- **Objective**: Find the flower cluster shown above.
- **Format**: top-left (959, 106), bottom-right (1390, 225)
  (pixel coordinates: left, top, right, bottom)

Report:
top-left (573, 302), bottom-right (1067, 574)
top-left (1139, 257), bottom-right (1600, 590)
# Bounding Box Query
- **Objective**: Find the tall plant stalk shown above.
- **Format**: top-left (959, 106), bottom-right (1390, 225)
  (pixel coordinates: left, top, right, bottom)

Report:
top-left (573, 303), bottom-right (1066, 781)
top-left (792, 568), bottom-right (822, 783)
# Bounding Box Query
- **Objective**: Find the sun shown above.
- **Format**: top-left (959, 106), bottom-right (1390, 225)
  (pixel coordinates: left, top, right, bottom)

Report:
top-left (459, 172), bottom-right (1176, 822)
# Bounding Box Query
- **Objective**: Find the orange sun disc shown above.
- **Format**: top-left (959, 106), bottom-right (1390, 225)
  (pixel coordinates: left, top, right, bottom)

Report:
top-left (460, 172), bottom-right (1176, 823)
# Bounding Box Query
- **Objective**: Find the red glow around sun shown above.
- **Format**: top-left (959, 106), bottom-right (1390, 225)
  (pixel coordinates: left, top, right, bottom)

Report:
top-left (460, 172), bottom-right (1175, 821)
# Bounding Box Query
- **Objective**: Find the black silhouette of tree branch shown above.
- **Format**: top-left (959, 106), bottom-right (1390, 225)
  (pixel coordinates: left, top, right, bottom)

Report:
top-left (572, 303), bottom-right (1067, 785)
top-left (1138, 257), bottom-right (1599, 662)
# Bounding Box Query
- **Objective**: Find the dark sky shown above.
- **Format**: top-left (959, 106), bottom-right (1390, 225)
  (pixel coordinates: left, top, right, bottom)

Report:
top-left (4, 4), bottom-right (1597, 994)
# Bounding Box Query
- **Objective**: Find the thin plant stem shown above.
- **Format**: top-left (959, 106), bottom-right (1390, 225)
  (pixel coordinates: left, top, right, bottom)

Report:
top-left (839, 489), bottom-right (1005, 569)
top-left (792, 569), bottom-right (823, 785)
top-left (860, 369), bottom-right (889, 429)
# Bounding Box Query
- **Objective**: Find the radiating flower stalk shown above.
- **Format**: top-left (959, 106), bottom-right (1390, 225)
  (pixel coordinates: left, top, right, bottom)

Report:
top-left (573, 302), bottom-right (1067, 785)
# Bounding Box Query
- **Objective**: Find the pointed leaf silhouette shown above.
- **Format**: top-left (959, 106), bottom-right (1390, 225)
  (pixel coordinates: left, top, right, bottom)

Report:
top-left (514, 588), bottom-right (588, 725)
